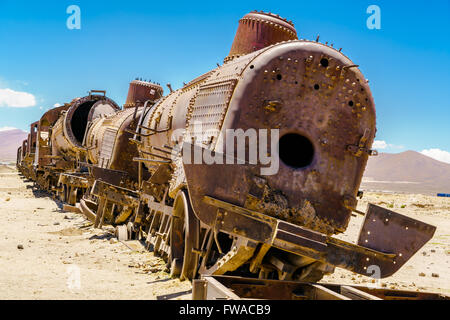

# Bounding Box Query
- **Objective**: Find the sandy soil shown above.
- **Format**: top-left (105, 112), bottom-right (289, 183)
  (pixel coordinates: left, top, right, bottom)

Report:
top-left (0, 169), bottom-right (191, 300)
top-left (1, 168), bottom-right (448, 299)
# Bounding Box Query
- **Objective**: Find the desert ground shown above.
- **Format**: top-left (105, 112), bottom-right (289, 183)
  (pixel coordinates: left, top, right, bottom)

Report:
top-left (0, 165), bottom-right (191, 300)
top-left (0, 165), bottom-right (449, 299)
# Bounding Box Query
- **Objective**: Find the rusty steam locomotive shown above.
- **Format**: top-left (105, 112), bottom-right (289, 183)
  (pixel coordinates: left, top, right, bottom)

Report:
top-left (17, 11), bottom-right (436, 282)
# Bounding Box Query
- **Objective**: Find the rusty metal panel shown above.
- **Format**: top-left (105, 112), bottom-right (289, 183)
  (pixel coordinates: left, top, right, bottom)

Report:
top-left (86, 107), bottom-right (139, 174)
top-left (226, 11), bottom-right (298, 62)
top-left (196, 275), bottom-right (449, 300)
top-left (186, 79), bottom-right (236, 146)
top-left (35, 104), bottom-right (70, 167)
top-left (87, 100), bottom-right (120, 122)
top-left (58, 173), bottom-right (90, 188)
top-left (356, 204), bottom-right (436, 275)
top-left (218, 41), bottom-right (377, 234)
top-left (91, 166), bottom-right (130, 187)
top-left (99, 128), bottom-right (118, 168)
top-left (185, 156), bottom-right (432, 277)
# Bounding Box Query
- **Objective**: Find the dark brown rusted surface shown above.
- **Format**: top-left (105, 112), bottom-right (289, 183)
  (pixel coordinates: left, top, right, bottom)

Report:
top-left (35, 104), bottom-right (70, 168)
top-left (356, 204), bottom-right (436, 275)
top-left (226, 11), bottom-right (298, 62)
top-left (58, 173), bottom-right (90, 188)
top-left (198, 194), bottom-right (428, 278)
top-left (124, 79), bottom-right (163, 109)
top-left (194, 275), bottom-right (449, 300)
top-left (28, 121), bottom-right (39, 155)
top-left (91, 166), bottom-right (130, 187)
top-left (20, 125), bottom-right (39, 179)
top-left (16, 146), bottom-right (22, 167)
top-left (21, 139), bottom-right (28, 158)
top-left (225, 43), bottom-right (376, 234)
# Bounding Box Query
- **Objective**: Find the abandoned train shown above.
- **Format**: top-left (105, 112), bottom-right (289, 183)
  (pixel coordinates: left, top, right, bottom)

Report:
top-left (17, 11), bottom-right (436, 282)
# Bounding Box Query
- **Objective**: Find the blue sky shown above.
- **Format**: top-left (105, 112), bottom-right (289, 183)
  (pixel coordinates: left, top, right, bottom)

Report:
top-left (0, 0), bottom-right (449, 161)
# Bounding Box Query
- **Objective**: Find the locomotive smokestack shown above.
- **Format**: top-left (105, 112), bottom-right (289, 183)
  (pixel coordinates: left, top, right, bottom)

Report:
top-left (124, 80), bottom-right (164, 109)
top-left (225, 11), bottom-right (298, 62)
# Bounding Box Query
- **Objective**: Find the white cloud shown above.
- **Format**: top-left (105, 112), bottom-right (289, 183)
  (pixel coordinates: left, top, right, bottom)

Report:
top-left (372, 140), bottom-right (388, 149)
top-left (0, 126), bottom-right (26, 133)
top-left (0, 126), bottom-right (18, 132)
top-left (372, 140), bottom-right (404, 150)
top-left (421, 148), bottom-right (450, 164)
top-left (0, 88), bottom-right (36, 108)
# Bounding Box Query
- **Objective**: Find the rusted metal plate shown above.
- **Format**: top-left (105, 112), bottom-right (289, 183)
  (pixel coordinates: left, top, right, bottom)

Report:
top-left (185, 79), bottom-right (237, 146)
top-left (198, 191), bottom-right (428, 278)
top-left (79, 198), bottom-right (97, 222)
top-left (58, 173), bottom-right (90, 188)
top-left (195, 276), bottom-right (351, 300)
top-left (91, 180), bottom-right (138, 204)
top-left (98, 128), bottom-right (117, 168)
top-left (339, 286), bottom-right (382, 300)
top-left (35, 105), bottom-right (70, 168)
top-left (356, 204), bottom-right (436, 276)
top-left (91, 166), bottom-right (130, 187)
top-left (62, 204), bottom-right (81, 213)
top-left (194, 275), bottom-right (449, 300)
top-left (28, 122), bottom-right (38, 155)
top-left (183, 145), bottom-right (255, 227)
top-left (183, 143), bottom-right (335, 235)
top-left (220, 41), bottom-right (377, 234)
top-left (354, 286), bottom-right (449, 300)
top-left (87, 99), bottom-right (121, 122)
top-left (193, 278), bottom-right (241, 300)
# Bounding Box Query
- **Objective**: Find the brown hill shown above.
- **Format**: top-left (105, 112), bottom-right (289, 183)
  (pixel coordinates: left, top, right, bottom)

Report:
top-left (0, 129), bottom-right (28, 162)
top-left (362, 151), bottom-right (450, 195)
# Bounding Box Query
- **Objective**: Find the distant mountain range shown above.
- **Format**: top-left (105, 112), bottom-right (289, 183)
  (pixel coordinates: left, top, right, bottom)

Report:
top-left (0, 129), bottom-right (27, 162)
top-left (362, 151), bottom-right (450, 195)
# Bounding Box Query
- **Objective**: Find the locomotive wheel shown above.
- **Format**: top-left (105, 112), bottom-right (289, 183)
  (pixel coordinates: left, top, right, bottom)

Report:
top-left (169, 190), bottom-right (200, 281)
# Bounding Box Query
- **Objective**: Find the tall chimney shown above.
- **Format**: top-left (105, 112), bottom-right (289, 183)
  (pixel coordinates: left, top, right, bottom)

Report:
top-left (225, 11), bottom-right (298, 62)
top-left (124, 80), bottom-right (164, 109)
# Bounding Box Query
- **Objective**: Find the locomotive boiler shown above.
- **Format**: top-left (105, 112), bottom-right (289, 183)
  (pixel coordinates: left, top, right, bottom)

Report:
top-left (31, 92), bottom-right (120, 204)
top-left (17, 11), bottom-right (436, 284)
top-left (78, 80), bottom-right (163, 226)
